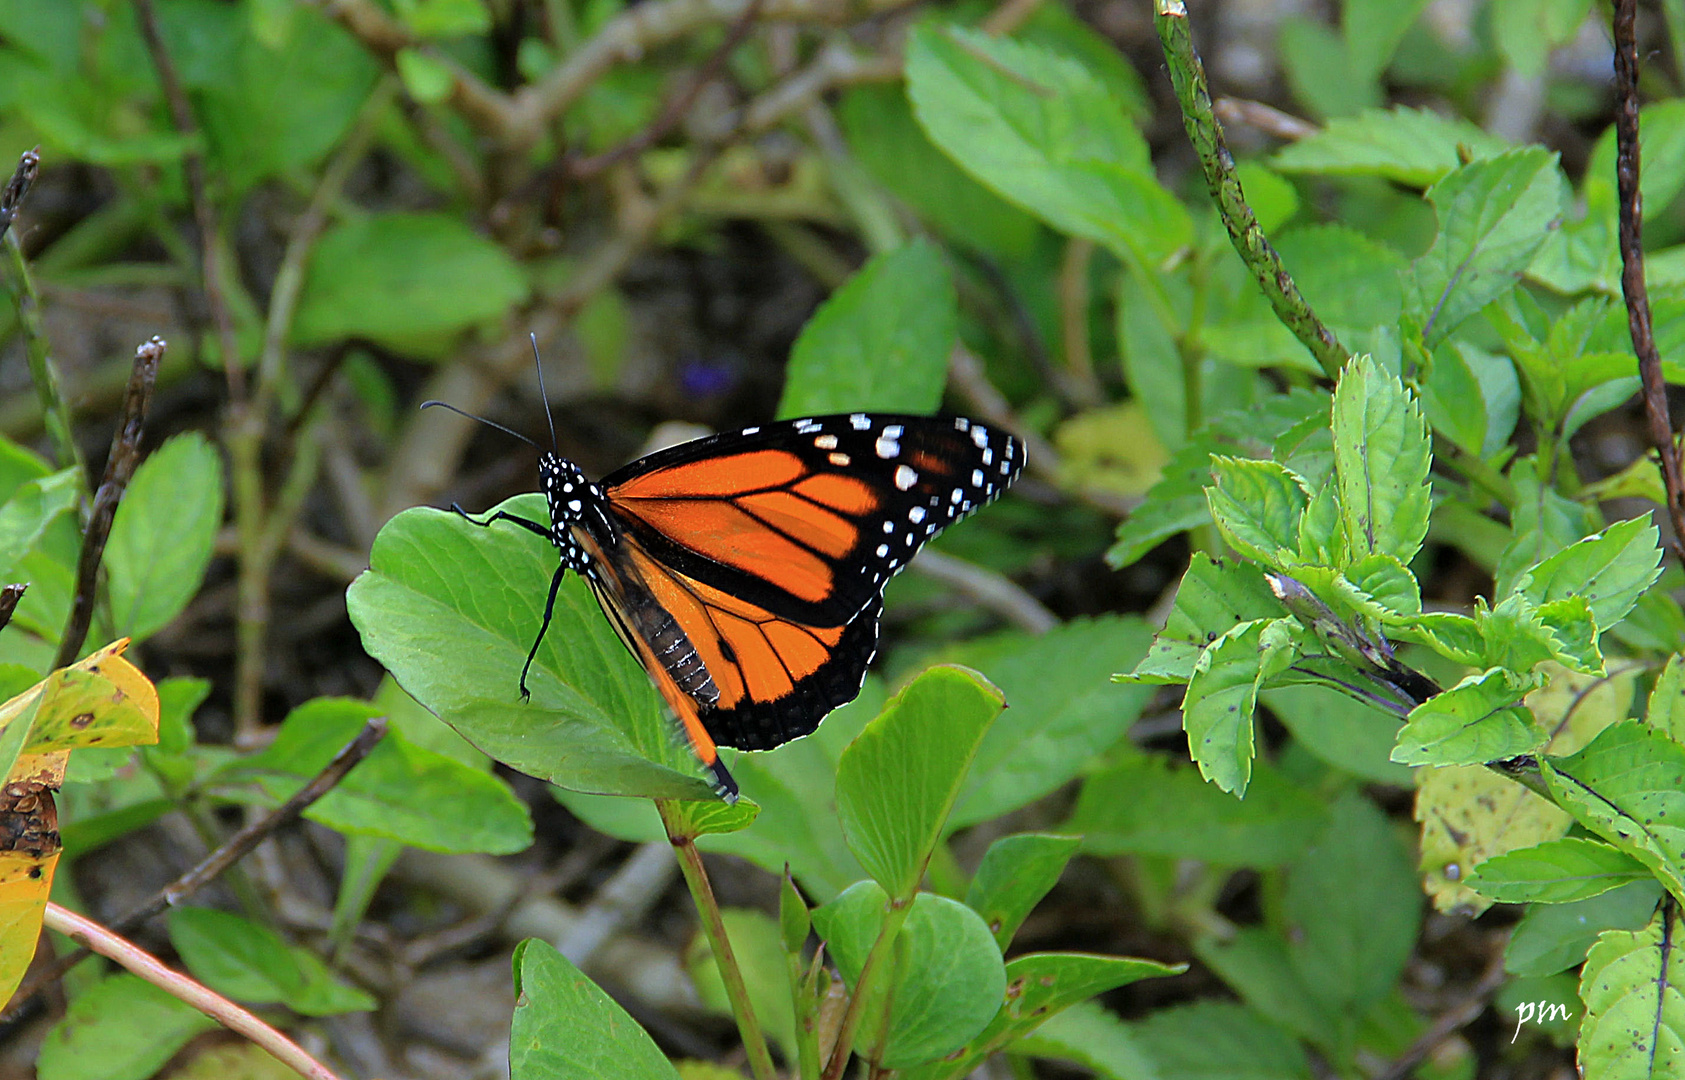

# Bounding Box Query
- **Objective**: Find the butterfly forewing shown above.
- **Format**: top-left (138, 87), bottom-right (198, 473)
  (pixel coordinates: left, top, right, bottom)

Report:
top-left (601, 414), bottom-right (1022, 626)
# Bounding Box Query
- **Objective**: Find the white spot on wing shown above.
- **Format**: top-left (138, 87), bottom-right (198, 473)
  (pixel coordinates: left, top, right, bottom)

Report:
top-left (909, 506), bottom-right (925, 524)
top-left (971, 426), bottom-right (988, 448)
top-left (829, 452), bottom-right (851, 466)
top-left (876, 543), bottom-right (889, 557)
top-left (742, 426), bottom-right (760, 435)
top-left (972, 469), bottom-right (984, 487)
top-left (894, 465), bottom-right (918, 490)
top-left (875, 435), bottom-right (900, 459)
top-left (815, 434), bottom-right (838, 450)
top-left (850, 414), bottom-right (871, 430)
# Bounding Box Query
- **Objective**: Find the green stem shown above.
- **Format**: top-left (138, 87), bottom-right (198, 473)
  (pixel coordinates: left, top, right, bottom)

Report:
top-left (657, 800), bottom-right (777, 1080)
top-left (4, 231), bottom-right (87, 483)
top-left (821, 896), bottom-right (913, 1080)
top-left (1154, 0), bottom-right (1346, 380)
top-left (791, 950), bottom-right (824, 1080)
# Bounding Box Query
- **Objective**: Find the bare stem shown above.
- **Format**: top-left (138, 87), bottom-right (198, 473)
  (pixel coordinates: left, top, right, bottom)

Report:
top-left (4, 224), bottom-right (85, 479)
top-left (1153, 0), bottom-right (1345, 380)
top-left (657, 800), bottom-right (777, 1080)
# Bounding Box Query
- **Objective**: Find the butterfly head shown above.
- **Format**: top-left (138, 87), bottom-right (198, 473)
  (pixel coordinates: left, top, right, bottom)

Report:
top-left (539, 452), bottom-right (609, 570)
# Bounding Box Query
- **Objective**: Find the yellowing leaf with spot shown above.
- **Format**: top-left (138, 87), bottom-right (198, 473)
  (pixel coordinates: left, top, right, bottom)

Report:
top-left (0, 846), bottom-right (59, 1003)
top-left (1415, 663), bottom-right (1635, 913)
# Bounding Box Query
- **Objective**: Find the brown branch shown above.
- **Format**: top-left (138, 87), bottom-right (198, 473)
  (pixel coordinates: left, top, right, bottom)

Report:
top-left (1614, 0), bottom-right (1685, 559)
top-left (1374, 942), bottom-right (1509, 1080)
top-left (0, 148), bottom-right (39, 246)
top-left (1212, 97), bottom-right (1317, 141)
top-left (2, 718), bottom-right (387, 1016)
top-left (54, 337), bottom-right (164, 668)
top-left (567, 0), bottom-right (768, 179)
top-left (132, 0), bottom-right (244, 401)
top-left (0, 583), bottom-right (24, 634)
top-left (43, 904), bottom-right (346, 1080)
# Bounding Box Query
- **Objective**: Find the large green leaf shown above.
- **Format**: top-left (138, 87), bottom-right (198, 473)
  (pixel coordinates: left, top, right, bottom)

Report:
top-left (237, 697), bottom-right (533, 854)
top-left (509, 940), bottom-right (679, 1080)
top-left (905, 23), bottom-right (1189, 262)
top-left (167, 906), bottom-right (374, 1016)
top-left (835, 666), bottom-right (1002, 899)
top-left (1128, 1000), bottom-right (1313, 1080)
top-left (1506, 880), bottom-right (1663, 977)
top-left (1543, 722), bottom-right (1685, 905)
top-left (964, 832), bottom-right (1081, 951)
top-left (1513, 517), bottom-right (1663, 632)
top-left (1578, 908), bottom-right (1685, 1077)
top-left (1330, 355), bottom-right (1432, 567)
top-left (294, 212), bottom-right (530, 353)
top-left (35, 974), bottom-right (218, 1080)
top-left (1410, 148), bottom-right (1567, 343)
top-left (104, 433), bottom-right (224, 642)
top-left (346, 498), bottom-right (716, 799)
top-left (1392, 668), bottom-right (1546, 767)
top-left (1182, 618), bottom-right (1297, 794)
top-left (777, 239), bottom-right (955, 419)
top-left (1466, 837), bottom-right (1651, 904)
top-left (1270, 106), bottom-right (1510, 187)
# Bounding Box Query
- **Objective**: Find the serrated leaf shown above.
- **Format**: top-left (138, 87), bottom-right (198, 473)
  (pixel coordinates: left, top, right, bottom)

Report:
top-left (1183, 619), bottom-right (1297, 794)
top-left (1513, 516), bottom-right (1663, 632)
top-left (777, 240), bottom-right (955, 419)
top-left (1543, 722), bottom-right (1685, 906)
top-left (1270, 105), bottom-right (1511, 186)
top-left (905, 23), bottom-right (1190, 262)
top-left (1465, 837), bottom-right (1650, 904)
top-left (1331, 355), bottom-right (1432, 566)
top-left (1393, 668), bottom-right (1545, 767)
top-left (1417, 763), bottom-right (1571, 915)
top-left (1411, 148), bottom-right (1567, 343)
top-left (1577, 907), bottom-right (1685, 1077)
top-left (1205, 457), bottom-right (1309, 569)
top-left (1647, 655), bottom-right (1685, 743)
top-left (1107, 436), bottom-right (1219, 568)
top-left (1122, 555), bottom-right (1281, 686)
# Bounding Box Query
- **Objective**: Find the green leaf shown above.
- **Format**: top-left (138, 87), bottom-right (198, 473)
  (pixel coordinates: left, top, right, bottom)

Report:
top-left (1393, 668), bottom-right (1545, 767)
top-left (240, 697), bottom-right (534, 854)
top-left (1343, 0), bottom-right (1435, 80)
top-left (347, 499), bottom-right (718, 799)
top-left (1506, 879), bottom-right (1663, 977)
top-left (836, 84), bottom-right (1040, 259)
top-left (897, 952), bottom-right (1182, 1079)
top-left (1331, 355), bottom-right (1432, 566)
top-left (835, 666), bottom-right (1002, 899)
top-left (780, 872), bottom-right (810, 954)
top-left (1466, 837), bottom-right (1652, 904)
top-left (35, 974), bottom-right (218, 1080)
top-left (395, 0), bottom-right (491, 37)
top-left (294, 212), bottom-right (530, 353)
top-left (1193, 929), bottom-right (1338, 1049)
top-left (1204, 457), bottom-right (1309, 569)
top-left (1012, 1001), bottom-right (1161, 1080)
top-left (905, 23), bottom-right (1190, 262)
top-left (1275, 224), bottom-right (1409, 338)
top-left (1270, 105), bottom-right (1512, 187)
top-left (1578, 907), bottom-right (1685, 1076)
top-left (167, 906), bottom-right (374, 1016)
top-left (1418, 339), bottom-right (1522, 459)
top-left (1068, 755), bottom-right (1328, 866)
top-left (1647, 654), bottom-right (1685, 743)
top-left (1411, 148), bottom-right (1567, 343)
top-left (104, 433), bottom-right (224, 642)
top-left (1260, 684), bottom-right (1412, 785)
top-left (814, 883), bottom-right (1007, 1068)
top-left (1106, 436), bottom-right (1218, 568)
top-left (1285, 791), bottom-right (1419, 1017)
top-left (1543, 722), bottom-right (1685, 905)
top-left (395, 47), bottom-right (454, 103)
top-left (509, 939), bottom-right (679, 1080)
top-left (1129, 1000), bottom-right (1313, 1080)
top-left (0, 468), bottom-right (78, 576)
top-left (1493, 0), bottom-right (1594, 78)
top-left (1121, 554), bottom-right (1282, 685)
top-left (776, 239), bottom-right (955, 419)
top-left (1183, 618), bottom-right (1297, 794)
top-left (943, 616), bottom-right (1153, 828)
top-left (964, 833), bottom-right (1081, 951)
top-left (197, 7), bottom-right (379, 193)
top-left (1513, 517), bottom-right (1663, 632)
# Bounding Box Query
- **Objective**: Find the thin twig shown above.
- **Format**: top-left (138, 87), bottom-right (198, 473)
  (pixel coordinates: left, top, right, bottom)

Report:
top-left (54, 337), bottom-right (164, 669)
top-left (1153, 0), bottom-right (1345, 380)
top-left (1613, 0), bottom-right (1685, 557)
top-left (1374, 941), bottom-right (1509, 1080)
top-left (0, 583), bottom-right (24, 634)
top-left (1057, 237), bottom-right (1102, 406)
top-left (132, 0), bottom-right (244, 400)
top-left (0, 148), bottom-right (39, 246)
top-left (43, 904), bottom-right (345, 1080)
top-left (911, 550), bottom-right (1056, 634)
top-left (4, 718), bottom-right (387, 1015)
top-left (1212, 97), bottom-right (1317, 141)
top-left (4, 215), bottom-right (85, 479)
top-left (567, 0), bottom-right (768, 179)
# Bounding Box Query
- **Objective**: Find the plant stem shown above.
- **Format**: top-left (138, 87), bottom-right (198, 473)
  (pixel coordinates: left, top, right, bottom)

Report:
top-left (821, 896), bottom-right (912, 1080)
top-left (657, 800), bottom-right (777, 1080)
top-left (4, 232), bottom-right (85, 481)
top-left (1154, 0), bottom-right (1346, 380)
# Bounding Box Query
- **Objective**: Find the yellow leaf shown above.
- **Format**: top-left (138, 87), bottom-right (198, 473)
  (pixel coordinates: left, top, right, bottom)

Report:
top-left (0, 822), bottom-right (60, 1003)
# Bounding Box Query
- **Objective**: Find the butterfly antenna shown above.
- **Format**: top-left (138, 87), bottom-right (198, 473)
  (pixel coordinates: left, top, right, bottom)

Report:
top-left (419, 400), bottom-right (541, 451)
top-left (531, 333), bottom-right (559, 455)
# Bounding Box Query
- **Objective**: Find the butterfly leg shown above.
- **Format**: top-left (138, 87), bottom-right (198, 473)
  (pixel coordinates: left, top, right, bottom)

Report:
top-left (450, 503), bottom-right (553, 541)
top-left (519, 562), bottom-right (568, 700)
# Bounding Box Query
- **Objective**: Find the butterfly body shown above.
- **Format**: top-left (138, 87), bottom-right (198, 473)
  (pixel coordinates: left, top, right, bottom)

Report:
top-left (450, 411), bottom-right (1024, 801)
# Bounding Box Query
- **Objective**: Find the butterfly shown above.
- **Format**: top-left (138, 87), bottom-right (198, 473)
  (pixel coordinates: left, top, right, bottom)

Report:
top-left (426, 392), bottom-right (1024, 802)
